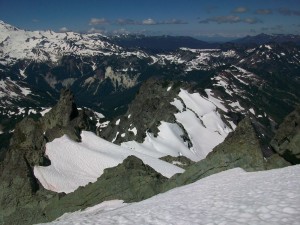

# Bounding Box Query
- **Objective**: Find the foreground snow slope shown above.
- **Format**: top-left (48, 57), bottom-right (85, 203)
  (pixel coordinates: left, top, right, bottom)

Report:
top-left (42, 165), bottom-right (300, 225)
top-left (34, 131), bottom-right (184, 193)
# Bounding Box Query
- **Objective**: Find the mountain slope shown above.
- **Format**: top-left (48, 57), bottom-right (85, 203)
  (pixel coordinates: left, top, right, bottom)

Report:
top-left (41, 165), bottom-right (300, 225)
top-left (34, 131), bottom-right (183, 193)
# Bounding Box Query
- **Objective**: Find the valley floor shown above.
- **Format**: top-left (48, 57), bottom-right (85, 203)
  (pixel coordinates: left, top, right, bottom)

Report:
top-left (41, 164), bottom-right (300, 225)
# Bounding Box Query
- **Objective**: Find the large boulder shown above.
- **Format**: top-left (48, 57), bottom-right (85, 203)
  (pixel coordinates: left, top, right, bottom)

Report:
top-left (270, 106), bottom-right (300, 164)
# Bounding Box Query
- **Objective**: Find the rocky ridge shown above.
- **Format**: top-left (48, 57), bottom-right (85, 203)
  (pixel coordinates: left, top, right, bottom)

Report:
top-left (0, 89), bottom-right (96, 225)
top-left (0, 89), bottom-right (298, 224)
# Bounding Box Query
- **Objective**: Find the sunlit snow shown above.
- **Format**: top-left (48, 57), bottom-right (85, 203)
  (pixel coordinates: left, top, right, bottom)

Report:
top-left (122, 89), bottom-right (232, 161)
top-left (34, 131), bottom-right (184, 193)
top-left (41, 165), bottom-right (300, 225)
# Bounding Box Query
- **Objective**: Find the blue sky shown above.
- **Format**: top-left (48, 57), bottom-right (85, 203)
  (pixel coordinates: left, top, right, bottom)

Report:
top-left (0, 0), bottom-right (299, 40)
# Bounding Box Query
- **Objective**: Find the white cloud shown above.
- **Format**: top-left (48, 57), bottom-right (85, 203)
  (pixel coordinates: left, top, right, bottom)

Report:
top-left (142, 18), bottom-right (157, 25)
top-left (87, 27), bottom-right (105, 34)
top-left (140, 18), bottom-right (188, 25)
top-left (89, 18), bottom-right (109, 26)
top-left (112, 28), bottom-right (130, 35)
top-left (59, 27), bottom-right (69, 32)
top-left (233, 7), bottom-right (248, 13)
top-left (199, 15), bottom-right (262, 24)
top-left (255, 9), bottom-right (273, 15)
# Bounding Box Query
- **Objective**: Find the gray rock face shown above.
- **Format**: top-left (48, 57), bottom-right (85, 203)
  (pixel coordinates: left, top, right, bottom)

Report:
top-left (100, 79), bottom-right (182, 144)
top-left (0, 89), bottom-right (95, 225)
top-left (270, 106), bottom-right (300, 164)
top-left (162, 117), bottom-right (265, 191)
top-left (264, 153), bottom-right (291, 170)
top-left (159, 155), bottom-right (194, 169)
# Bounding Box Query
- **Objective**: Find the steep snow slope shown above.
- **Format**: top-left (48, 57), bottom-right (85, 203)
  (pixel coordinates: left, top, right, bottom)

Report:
top-left (34, 131), bottom-right (184, 193)
top-left (42, 165), bottom-right (300, 225)
top-left (121, 89), bottom-right (232, 161)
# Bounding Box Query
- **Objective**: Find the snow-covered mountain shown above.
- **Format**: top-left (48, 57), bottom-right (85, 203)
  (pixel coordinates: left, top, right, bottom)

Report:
top-left (0, 20), bottom-right (121, 65)
top-left (0, 20), bottom-right (300, 224)
top-left (0, 20), bottom-right (299, 163)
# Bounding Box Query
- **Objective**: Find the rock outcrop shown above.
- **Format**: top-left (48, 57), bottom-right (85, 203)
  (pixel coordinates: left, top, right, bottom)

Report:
top-left (0, 89), bottom-right (95, 225)
top-left (270, 106), bottom-right (300, 164)
top-left (100, 79), bottom-right (182, 144)
top-left (162, 117), bottom-right (265, 191)
top-left (159, 155), bottom-right (194, 169)
top-left (42, 155), bottom-right (167, 222)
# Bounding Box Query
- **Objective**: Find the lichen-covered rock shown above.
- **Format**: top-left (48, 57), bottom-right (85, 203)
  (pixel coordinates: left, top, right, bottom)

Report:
top-left (160, 155), bottom-right (194, 169)
top-left (270, 106), bottom-right (300, 164)
top-left (264, 153), bottom-right (291, 170)
top-left (162, 117), bottom-right (265, 191)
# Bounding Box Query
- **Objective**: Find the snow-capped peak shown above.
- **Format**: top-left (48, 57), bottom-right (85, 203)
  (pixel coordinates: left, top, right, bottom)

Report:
top-left (0, 21), bottom-right (122, 65)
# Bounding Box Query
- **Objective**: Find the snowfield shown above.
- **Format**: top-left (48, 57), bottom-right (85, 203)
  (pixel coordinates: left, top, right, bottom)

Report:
top-left (34, 131), bottom-right (184, 193)
top-left (34, 88), bottom-right (233, 193)
top-left (122, 89), bottom-right (232, 161)
top-left (41, 165), bottom-right (300, 225)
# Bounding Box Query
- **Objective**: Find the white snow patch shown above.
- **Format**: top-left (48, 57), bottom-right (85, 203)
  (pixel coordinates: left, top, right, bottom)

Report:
top-left (93, 111), bottom-right (105, 119)
top-left (97, 121), bottom-right (110, 128)
top-left (229, 101), bottom-right (245, 111)
top-left (122, 122), bottom-right (194, 159)
top-left (112, 132), bottom-right (119, 143)
top-left (228, 121), bottom-right (237, 130)
top-left (170, 98), bottom-right (184, 112)
top-left (40, 108), bottom-right (51, 116)
top-left (265, 45), bottom-right (272, 50)
top-left (167, 86), bottom-right (172, 91)
top-left (205, 89), bottom-right (228, 112)
top-left (115, 119), bottom-right (120, 125)
top-left (128, 127), bottom-right (137, 136)
top-left (19, 68), bottom-right (26, 78)
top-left (28, 109), bottom-right (37, 114)
top-left (34, 131), bottom-right (184, 193)
top-left (249, 108), bottom-right (255, 115)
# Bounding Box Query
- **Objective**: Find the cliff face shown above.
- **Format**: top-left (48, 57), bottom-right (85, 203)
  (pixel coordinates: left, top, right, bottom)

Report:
top-left (271, 106), bottom-right (300, 164)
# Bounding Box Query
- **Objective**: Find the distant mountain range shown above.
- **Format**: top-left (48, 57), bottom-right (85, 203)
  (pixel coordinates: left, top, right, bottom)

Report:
top-left (232, 33), bottom-right (300, 45)
top-left (111, 33), bottom-right (300, 53)
top-left (111, 35), bottom-right (218, 53)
